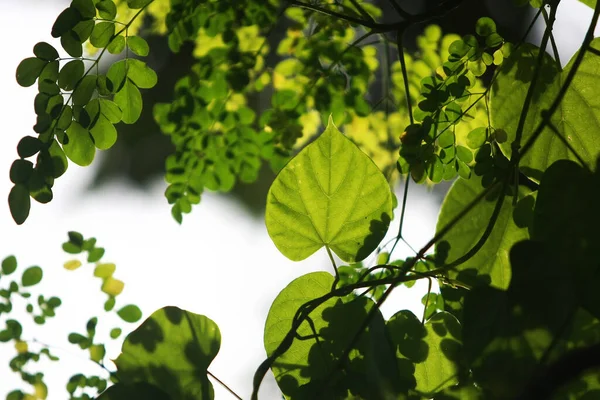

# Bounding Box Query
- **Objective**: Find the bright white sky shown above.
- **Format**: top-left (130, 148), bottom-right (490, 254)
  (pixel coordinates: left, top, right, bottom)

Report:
top-left (0, 0), bottom-right (597, 399)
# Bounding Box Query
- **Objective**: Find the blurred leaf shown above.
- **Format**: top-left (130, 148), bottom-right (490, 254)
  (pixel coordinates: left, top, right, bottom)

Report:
top-left (117, 305), bottom-right (142, 323)
top-left (2, 256), bottom-right (17, 275)
top-left (22, 266), bottom-right (43, 287)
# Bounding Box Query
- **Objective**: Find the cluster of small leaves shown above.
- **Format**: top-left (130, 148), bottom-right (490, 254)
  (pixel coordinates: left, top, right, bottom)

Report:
top-left (10, 0), bottom-right (157, 224)
top-left (62, 231), bottom-right (142, 322)
top-left (1, 255), bottom-right (60, 400)
top-left (397, 17), bottom-right (509, 184)
top-left (154, 1), bottom-right (284, 222)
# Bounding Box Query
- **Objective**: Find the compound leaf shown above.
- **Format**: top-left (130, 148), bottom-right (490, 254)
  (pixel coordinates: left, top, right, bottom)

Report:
top-left (266, 117), bottom-right (392, 262)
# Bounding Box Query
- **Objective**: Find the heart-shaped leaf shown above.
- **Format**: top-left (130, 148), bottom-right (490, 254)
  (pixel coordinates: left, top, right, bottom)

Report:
top-left (266, 117), bottom-right (393, 262)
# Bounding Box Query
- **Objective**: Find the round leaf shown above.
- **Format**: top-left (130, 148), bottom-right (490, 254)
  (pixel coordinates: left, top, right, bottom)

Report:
top-left (2, 256), bottom-right (17, 275)
top-left (115, 306), bottom-right (220, 399)
top-left (33, 42), bottom-right (59, 61)
top-left (114, 79), bottom-right (142, 124)
top-left (96, 0), bottom-right (117, 19)
top-left (21, 266), bottom-right (43, 287)
top-left (126, 59), bottom-right (157, 89)
top-left (61, 31), bottom-right (83, 57)
top-left (16, 57), bottom-right (47, 87)
top-left (266, 117), bottom-right (393, 262)
top-left (90, 22), bottom-right (115, 48)
top-left (117, 305), bottom-right (142, 323)
top-left (51, 7), bottom-right (82, 38)
top-left (264, 272), bottom-right (399, 398)
top-left (63, 121), bottom-right (96, 166)
top-left (127, 36), bottom-right (149, 56)
top-left (58, 60), bottom-right (84, 91)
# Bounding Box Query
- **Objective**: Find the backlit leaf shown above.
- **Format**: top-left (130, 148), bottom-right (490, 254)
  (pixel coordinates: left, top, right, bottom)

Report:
top-left (114, 79), bottom-right (142, 124)
top-left (117, 305), bottom-right (142, 323)
top-left (491, 40), bottom-right (600, 180)
top-left (126, 59), bottom-right (157, 89)
top-left (96, 0), bottom-right (117, 19)
top-left (115, 306), bottom-right (220, 399)
top-left (63, 121), bottom-right (96, 166)
top-left (435, 176), bottom-right (531, 289)
top-left (264, 272), bottom-right (399, 399)
top-left (127, 36), bottom-right (149, 56)
top-left (266, 117), bottom-right (393, 262)
top-left (90, 22), bottom-right (115, 48)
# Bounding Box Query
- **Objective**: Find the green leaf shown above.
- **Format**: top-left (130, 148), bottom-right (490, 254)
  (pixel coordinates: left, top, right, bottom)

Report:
top-left (126, 59), bottom-right (157, 89)
top-left (58, 60), bottom-right (84, 91)
top-left (475, 17), bottom-right (496, 37)
top-left (117, 305), bottom-right (142, 323)
top-left (2, 256), bottom-right (17, 275)
top-left (264, 272), bottom-right (400, 399)
top-left (96, 0), bottom-right (117, 19)
top-left (10, 160), bottom-right (34, 184)
top-left (126, 0), bottom-right (152, 9)
top-left (387, 310), bottom-right (464, 397)
top-left (99, 99), bottom-right (122, 123)
top-left (106, 35), bottom-right (125, 54)
top-left (33, 42), bottom-right (59, 61)
top-left (9, 184), bottom-right (30, 225)
top-left (18, 136), bottom-right (43, 158)
top-left (22, 266), bottom-right (43, 287)
top-left (73, 20), bottom-right (95, 42)
top-left (466, 127), bottom-right (487, 149)
top-left (61, 31), bottom-right (83, 57)
top-left (63, 121), bottom-right (96, 166)
top-left (96, 382), bottom-right (170, 400)
top-left (51, 7), bottom-right (82, 38)
top-left (435, 176), bottom-right (531, 289)
top-left (72, 0), bottom-right (96, 19)
top-left (48, 140), bottom-right (69, 178)
top-left (16, 57), bottom-right (47, 87)
top-left (266, 117), bottom-right (393, 262)
top-left (578, 0), bottom-right (597, 8)
top-left (94, 263), bottom-right (115, 278)
top-left (90, 22), bottom-right (115, 48)
top-left (107, 60), bottom-right (127, 91)
top-left (72, 75), bottom-right (97, 105)
top-left (90, 114), bottom-right (117, 150)
top-left (115, 306), bottom-right (220, 399)
top-left (114, 79), bottom-right (142, 124)
top-left (127, 36), bottom-right (149, 56)
top-left (491, 40), bottom-right (600, 180)
top-left (110, 328), bottom-right (122, 339)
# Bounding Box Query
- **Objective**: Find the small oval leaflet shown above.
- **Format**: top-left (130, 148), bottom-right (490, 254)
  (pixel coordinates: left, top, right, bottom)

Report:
top-left (21, 266), bottom-right (43, 287)
top-left (266, 116), bottom-right (393, 262)
top-left (117, 304), bottom-right (142, 323)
